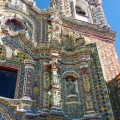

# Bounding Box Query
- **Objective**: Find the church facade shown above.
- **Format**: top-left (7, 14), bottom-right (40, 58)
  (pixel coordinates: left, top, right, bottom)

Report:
top-left (0, 0), bottom-right (120, 120)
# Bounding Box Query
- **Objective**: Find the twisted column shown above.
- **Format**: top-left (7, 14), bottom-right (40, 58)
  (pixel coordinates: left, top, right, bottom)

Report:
top-left (97, 5), bottom-right (107, 25)
top-left (58, 0), bottom-right (65, 16)
top-left (65, 0), bottom-right (71, 17)
top-left (90, 5), bottom-right (99, 24)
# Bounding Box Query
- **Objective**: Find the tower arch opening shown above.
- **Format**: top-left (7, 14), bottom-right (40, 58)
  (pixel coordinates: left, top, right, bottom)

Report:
top-left (67, 0), bottom-right (93, 23)
top-left (75, 6), bottom-right (86, 16)
top-left (74, 0), bottom-right (91, 22)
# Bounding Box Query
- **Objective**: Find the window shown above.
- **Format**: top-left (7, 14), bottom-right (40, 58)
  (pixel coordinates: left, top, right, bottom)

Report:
top-left (0, 67), bottom-right (18, 99)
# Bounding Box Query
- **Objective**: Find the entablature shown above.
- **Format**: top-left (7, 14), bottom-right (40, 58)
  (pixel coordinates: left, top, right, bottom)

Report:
top-left (61, 17), bottom-right (116, 41)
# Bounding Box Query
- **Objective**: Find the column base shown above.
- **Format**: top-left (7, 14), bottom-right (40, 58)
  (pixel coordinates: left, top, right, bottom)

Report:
top-left (82, 110), bottom-right (103, 120)
top-left (50, 106), bottom-right (64, 116)
top-left (66, 94), bottom-right (79, 103)
top-left (20, 96), bottom-right (34, 111)
top-left (22, 94), bottom-right (32, 100)
top-left (41, 107), bottom-right (50, 116)
top-left (46, 115), bottom-right (68, 120)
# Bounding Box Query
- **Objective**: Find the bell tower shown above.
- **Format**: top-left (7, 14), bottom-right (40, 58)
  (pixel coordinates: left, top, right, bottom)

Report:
top-left (70, 0), bottom-right (93, 23)
top-left (49, 0), bottom-right (109, 28)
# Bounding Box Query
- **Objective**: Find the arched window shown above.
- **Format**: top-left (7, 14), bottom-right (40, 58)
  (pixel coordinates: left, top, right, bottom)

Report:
top-left (75, 6), bottom-right (86, 16)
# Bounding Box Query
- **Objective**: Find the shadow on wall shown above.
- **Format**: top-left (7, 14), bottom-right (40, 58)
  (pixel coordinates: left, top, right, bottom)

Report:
top-left (107, 75), bottom-right (120, 120)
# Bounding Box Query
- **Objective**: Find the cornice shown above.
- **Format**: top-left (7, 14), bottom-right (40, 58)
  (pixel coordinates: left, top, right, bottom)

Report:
top-left (61, 17), bottom-right (116, 40)
top-left (21, 0), bottom-right (41, 14)
top-left (0, 0), bottom-right (51, 15)
top-left (0, 97), bottom-right (26, 120)
top-left (21, 0), bottom-right (52, 15)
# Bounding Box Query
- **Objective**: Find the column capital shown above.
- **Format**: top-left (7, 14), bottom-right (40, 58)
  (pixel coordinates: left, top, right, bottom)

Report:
top-left (50, 60), bottom-right (58, 70)
top-left (80, 62), bottom-right (88, 68)
top-left (43, 62), bottom-right (50, 72)
top-left (24, 59), bottom-right (36, 66)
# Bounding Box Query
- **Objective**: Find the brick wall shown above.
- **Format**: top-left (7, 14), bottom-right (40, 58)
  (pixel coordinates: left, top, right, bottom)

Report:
top-left (85, 36), bottom-right (120, 82)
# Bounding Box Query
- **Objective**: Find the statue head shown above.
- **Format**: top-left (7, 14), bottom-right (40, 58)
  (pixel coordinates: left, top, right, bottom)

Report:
top-left (68, 78), bottom-right (71, 82)
top-left (67, 78), bottom-right (73, 84)
top-left (9, 22), bottom-right (16, 31)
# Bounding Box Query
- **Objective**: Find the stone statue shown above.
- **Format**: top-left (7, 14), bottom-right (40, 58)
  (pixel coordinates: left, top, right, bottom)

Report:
top-left (66, 78), bottom-right (77, 95)
top-left (9, 22), bottom-right (16, 31)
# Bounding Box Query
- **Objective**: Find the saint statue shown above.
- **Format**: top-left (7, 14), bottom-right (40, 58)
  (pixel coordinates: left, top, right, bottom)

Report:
top-left (66, 78), bottom-right (77, 95)
top-left (9, 22), bottom-right (16, 31)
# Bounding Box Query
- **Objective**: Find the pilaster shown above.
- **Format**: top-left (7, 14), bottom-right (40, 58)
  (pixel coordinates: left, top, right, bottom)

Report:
top-left (42, 62), bottom-right (51, 115)
top-left (23, 59), bottom-right (36, 100)
top-left (80, 61), bottom-right (102, 119)
top-left (49, 53), bottom-right (64, 116)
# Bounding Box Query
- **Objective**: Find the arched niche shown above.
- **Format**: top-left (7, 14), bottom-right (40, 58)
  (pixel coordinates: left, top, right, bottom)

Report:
top-left (62, 71), bottom-right (79, 80)
top-left (62, 71), bottom-right (80, 103)
top-left (65, 75), bottom-right (78, 95)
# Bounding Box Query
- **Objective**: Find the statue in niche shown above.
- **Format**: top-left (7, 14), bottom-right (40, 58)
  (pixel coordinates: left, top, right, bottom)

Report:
top-left (66, 78), bottom-right (77, 95)
top-left (9, 22), bottom-right (16, 31)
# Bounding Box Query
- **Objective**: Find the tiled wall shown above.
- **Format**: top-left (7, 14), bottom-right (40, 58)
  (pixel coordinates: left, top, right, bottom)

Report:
top-left (85, 36), bottom-right (120, 82)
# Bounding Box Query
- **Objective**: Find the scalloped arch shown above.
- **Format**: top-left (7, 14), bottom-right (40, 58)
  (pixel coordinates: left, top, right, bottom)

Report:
top-left (62, 71), bottom-right (79, 80)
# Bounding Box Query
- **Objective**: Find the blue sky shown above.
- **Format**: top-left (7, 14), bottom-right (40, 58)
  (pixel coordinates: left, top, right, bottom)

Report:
top-left (34, 0), bottom-right (120, 60)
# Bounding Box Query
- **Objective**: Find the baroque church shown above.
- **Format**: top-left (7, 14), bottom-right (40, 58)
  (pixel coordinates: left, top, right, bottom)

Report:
top-left (0, 0), bottom-right (120, 120)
